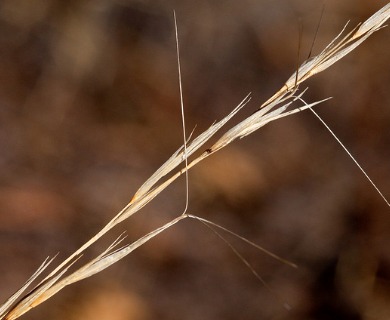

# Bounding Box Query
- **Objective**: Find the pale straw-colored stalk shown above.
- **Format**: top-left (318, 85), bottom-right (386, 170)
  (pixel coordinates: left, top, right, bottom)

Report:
top-left (2, 3), bottom-right (389, 319)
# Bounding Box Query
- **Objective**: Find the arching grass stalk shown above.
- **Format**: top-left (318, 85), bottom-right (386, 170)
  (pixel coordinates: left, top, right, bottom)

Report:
top-left (1, 3), bottom-right (389, 319)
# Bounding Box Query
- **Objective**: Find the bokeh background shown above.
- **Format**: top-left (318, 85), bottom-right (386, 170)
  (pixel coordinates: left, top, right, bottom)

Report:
top-left (0, 1), bottom-right (389, 319)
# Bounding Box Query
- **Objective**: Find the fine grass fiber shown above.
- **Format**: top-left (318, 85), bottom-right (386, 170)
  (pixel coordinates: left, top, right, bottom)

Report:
top-left (0, 2), bottom-right (390, 320)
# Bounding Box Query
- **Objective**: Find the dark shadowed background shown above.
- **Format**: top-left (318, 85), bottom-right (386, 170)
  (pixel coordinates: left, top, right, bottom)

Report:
top-left (0, 1), bottom-right (389, 319)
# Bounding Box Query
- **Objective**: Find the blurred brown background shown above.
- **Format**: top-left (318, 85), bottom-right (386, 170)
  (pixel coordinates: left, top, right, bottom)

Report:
top-left (0, 1), bottom-right (389, 319)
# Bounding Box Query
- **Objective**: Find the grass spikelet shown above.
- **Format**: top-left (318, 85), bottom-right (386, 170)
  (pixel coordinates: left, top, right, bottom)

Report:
top-left (1, 3), bottom-right (389, 319)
